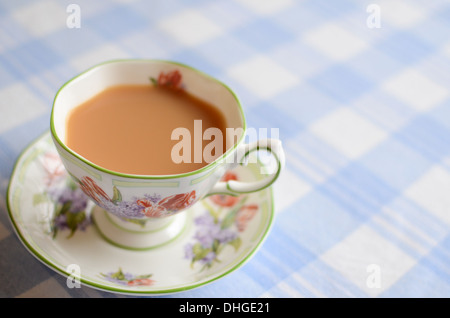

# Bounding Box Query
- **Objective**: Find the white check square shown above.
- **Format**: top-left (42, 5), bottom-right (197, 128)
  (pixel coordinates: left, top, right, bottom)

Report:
top-left (227, 56), bottom-right (299, 99)
top-left (383, 69), bottom-right (448, 112)
top-left (12, 0), bottom-right (65, 37)
top-left (0, 83), bottom-right (47, 134)
top-left (273, 167), bottom-right (311, 213)
top-left (321, 225), bottom-right (416, 297)
top-left (303, 24), bottom-right (368, 61)
top-left (158, 10), bottom-right (222, 46)
top-left (405, 165), bottom-right (450, 225)
top-left (70, 44), bottom-right (130, 71)
top-left (309, 108), bottom-right (387, 159)
top-left (378, 1), bottom-right (425, 29)
top-left (235, 0), bottom-right (293, 15)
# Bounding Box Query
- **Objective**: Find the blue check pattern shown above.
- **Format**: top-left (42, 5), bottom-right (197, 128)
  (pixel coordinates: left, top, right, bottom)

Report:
top-left (1, 0), bottom-right (450, 298)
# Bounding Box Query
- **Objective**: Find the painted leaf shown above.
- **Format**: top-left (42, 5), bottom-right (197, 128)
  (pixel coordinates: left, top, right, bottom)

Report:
top-left (58, 201), bottom-right (72, 216)
top-left (221, 196), bottom-right (248, 229)
top-left (65, 210), bottom-right (86, 238)
top-left (51, 226), bottom-right (58, 239)
top-left (123, 218), bottom-right (147, 228)
top-left (67, 178), bottom-right (78, 191)
top-left (221, 209), bottom-right (237, 229)
top-left (33, 193), bottom-right (49, 206)
top-left (68, 171), bottom-right (81, 185)
top-left (111, 268), bottom-right (126, 280)
top-left (216, 242), bottom-right (225, 255)
top-left (149, 77), bottom-right (158, 86)
top-left (212, 239), bottom-right (220, 252)
top-left (228, 237), bottom-right (242, 252)
top-left (135, 274), bottom-right (152, 280)
top-left (112, 186), bottom-right (122, 204)
top-left (192, 243), bottom-right (212, 262)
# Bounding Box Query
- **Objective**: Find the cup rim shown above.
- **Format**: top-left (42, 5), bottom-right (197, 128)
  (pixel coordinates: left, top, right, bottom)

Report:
top-left (50, 58), bottom-right (247, 180)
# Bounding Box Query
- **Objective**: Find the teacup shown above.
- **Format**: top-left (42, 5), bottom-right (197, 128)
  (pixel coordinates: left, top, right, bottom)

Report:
top-left (50, 59), bottom-right (284, 249)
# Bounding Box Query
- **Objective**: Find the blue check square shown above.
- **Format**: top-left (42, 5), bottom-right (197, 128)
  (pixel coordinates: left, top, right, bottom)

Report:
top-left (309, 65), bottom-right (373, 103)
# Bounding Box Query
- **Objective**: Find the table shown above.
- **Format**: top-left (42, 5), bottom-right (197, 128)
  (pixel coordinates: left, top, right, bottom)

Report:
top-left (1, 0), bottom-right (450, 298)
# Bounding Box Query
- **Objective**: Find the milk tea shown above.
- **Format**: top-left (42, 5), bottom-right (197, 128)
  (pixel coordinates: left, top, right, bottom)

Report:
top-left (65, 84), bottom-right (227, 175)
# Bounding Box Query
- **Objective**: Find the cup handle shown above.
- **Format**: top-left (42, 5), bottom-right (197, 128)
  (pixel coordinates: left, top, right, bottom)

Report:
top-left (207, 138), bottom-right (285, 196)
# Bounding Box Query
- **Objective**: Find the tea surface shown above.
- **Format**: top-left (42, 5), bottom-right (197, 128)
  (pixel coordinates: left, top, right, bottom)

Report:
top-left (66, 85), bottom-right (227, 175)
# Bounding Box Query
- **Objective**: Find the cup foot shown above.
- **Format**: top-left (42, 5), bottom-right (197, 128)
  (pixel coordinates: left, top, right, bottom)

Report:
top-left (91, 206), bottom-right (190, 250)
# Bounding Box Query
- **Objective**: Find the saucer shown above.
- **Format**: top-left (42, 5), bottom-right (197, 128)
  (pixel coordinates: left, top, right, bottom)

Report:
top-left (6, 131), bottom-right (274, 295)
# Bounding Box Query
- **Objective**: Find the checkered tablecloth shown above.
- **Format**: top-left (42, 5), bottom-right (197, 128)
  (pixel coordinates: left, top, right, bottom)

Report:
top-left (1, 0), bottom-right (450, 298)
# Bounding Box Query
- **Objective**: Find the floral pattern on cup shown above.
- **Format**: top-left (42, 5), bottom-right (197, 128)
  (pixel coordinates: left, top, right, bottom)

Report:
top-left (137, 191), bottom-right (196, 218)
top-left (209, 172), bottom-right (240, 207)
top-left (33, 152), bottom-right (91, 238)
top-left (101, 268), bottom-right (154, 286)
top-left (150, 69), bottom-right (183, 90)
top-left (184, 172), bottom-right (259, 271)
top-left (72, 175), bottom-right (197, 219)
top-left (77, 176), bottom-right (110, 206)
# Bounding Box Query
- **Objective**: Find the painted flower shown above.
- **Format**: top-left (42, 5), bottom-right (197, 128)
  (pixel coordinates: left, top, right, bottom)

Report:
top-left (44, 184), bottom-right (91, 238)
top-left (42, 152), bottom-right (66, 187)
top-left (101, 268), bottom-right (154, 286)
top-left (135, 191), bottom-right (196, 218)
top-left (153, 70), bottom-right (183, 90)
top-left (55, 186), bottom-right (88, 213)
top-left (210, 171), bottom-right (240, 207)
top-left (185, 191), bottom-right (260, 271)
top-left (68, 175), bottom-right (197, 219)
top-left (159, 190), bottom-right (196, 212)
top-left (78, 176), bottom-right (110, 205)
top-left (185, 210), bottom-right (241, 270)
top-left (235, 204), bottom-right (258, 232)
top-left (137, 199), bottom-right (167, 218)
top-left (127, 278), bottom-right (155, 286)
top-left (193, 213), bottom-right (236, 248)
top-left (34, 153), bottom-right (92, 239)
